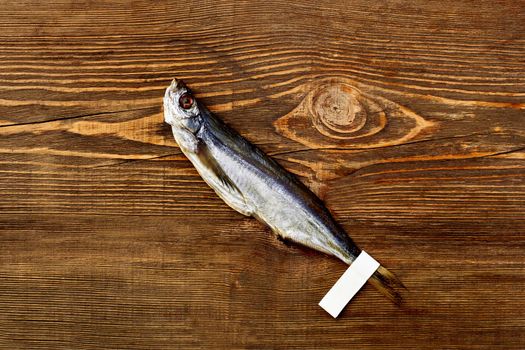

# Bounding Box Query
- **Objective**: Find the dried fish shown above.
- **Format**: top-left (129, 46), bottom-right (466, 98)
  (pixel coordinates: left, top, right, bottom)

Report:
top-left (163, 79), bottom-right (404, 304)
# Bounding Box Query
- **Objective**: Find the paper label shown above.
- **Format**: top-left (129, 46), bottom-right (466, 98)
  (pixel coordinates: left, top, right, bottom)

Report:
top-left (319, 250), bottom-right (380, 318)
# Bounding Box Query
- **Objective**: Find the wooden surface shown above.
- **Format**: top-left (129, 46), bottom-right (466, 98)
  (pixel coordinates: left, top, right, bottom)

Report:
top-left (1, 1), bottom-right (524, 348)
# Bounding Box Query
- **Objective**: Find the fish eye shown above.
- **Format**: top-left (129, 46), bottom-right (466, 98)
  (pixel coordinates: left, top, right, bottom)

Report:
top-left (179, 93), bottom-right (194, 109)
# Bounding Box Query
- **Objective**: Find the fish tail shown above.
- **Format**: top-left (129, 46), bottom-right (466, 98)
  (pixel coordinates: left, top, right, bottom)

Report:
top-left (368, 265), bottom-right (406, 305)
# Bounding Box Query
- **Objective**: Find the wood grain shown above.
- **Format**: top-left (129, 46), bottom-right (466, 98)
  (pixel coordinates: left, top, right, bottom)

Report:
top-left (1, 0), bottom-right (524, 349)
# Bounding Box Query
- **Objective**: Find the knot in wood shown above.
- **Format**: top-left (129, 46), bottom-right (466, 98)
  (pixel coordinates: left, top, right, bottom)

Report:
top-left (310, 83), bottom-right (367, 135)
top-left (274, 77), bottom-right (434, 149)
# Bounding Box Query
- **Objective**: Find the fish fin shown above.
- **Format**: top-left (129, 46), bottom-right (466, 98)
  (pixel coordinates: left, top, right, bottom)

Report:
top-left (276, 234), bottom-right (294, 247)
top-left (198, 143), bottom-right (238, 192)
top-left (196, 142), bottom-right (254, 216)
top-left (368, 265), bottom-right (407, 306)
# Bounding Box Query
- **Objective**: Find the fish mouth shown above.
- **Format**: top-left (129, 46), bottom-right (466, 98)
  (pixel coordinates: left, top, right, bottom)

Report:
top-left (164, 79), bottom-right (185, 106)
top-left (168, 78), bottom-right (186, 93)
top-left (164, 79), bottom-right (185, 125)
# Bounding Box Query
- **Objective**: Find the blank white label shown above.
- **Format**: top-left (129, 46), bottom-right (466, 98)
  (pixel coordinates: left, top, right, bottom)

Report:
top-left (319, 250), bottom-right (380, 318)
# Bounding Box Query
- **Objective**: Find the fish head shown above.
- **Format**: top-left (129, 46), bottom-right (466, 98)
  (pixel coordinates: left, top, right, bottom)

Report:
top-left (163, 79), bottom-right (202, 133)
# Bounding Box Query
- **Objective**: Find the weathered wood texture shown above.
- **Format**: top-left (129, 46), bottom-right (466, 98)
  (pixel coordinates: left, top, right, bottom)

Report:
top-left (1, 1), bottom-right (524, 349)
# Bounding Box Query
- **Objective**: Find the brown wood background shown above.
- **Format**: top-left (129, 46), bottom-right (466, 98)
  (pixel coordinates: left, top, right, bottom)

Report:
top-left (1, 1), bottom-right (524, 349)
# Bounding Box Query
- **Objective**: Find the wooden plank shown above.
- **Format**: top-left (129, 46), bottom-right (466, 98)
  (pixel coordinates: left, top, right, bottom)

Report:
top-left (1, 0), bottom-right (524, 348)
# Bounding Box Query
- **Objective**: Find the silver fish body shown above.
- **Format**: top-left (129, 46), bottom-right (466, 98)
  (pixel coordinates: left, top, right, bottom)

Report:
top-left (163, 79), bottom-right (403, 304)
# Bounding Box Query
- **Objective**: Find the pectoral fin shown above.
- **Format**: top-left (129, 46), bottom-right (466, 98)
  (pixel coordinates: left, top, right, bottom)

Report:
top-left (196, 143), bottom-right (254, 216)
